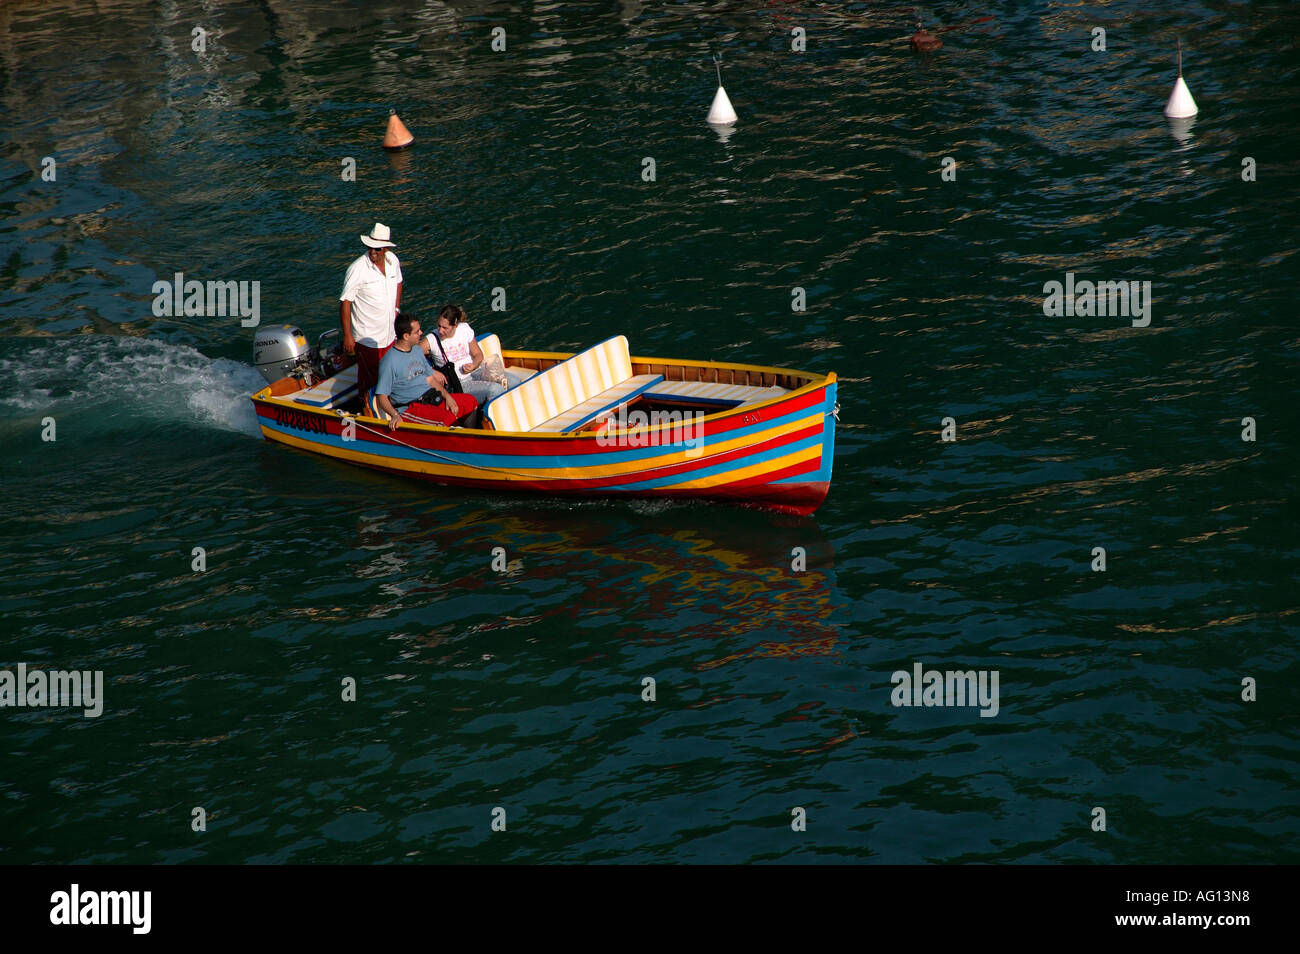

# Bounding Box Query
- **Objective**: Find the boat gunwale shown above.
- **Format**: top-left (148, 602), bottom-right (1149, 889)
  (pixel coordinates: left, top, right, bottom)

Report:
top-left (251, 349), bottom-right (836, 442)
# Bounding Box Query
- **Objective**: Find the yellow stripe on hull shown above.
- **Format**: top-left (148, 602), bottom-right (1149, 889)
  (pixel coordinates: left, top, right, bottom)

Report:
top-left (652, 444), bottom-right (824, 491)
top-left (259, 407), bottom-right (826, 485)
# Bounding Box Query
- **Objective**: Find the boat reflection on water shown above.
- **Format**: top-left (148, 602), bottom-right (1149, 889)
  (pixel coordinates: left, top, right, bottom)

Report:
top-left (349, 495), bottom-right (848, 667)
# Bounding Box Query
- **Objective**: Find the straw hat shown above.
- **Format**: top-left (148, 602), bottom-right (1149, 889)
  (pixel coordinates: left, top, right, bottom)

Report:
top-left (361, 223), bottom-right (396, 248)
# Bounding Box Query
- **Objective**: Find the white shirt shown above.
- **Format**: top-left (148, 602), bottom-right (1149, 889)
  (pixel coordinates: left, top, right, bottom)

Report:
top-left (427, 322), bottom-right (475, 371)
top-left (340, 251), bottom-right (402, 348)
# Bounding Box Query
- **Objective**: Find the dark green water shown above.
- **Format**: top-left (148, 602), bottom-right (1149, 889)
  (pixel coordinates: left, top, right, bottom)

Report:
top-left (2, 0), bottom-right (1297, 863)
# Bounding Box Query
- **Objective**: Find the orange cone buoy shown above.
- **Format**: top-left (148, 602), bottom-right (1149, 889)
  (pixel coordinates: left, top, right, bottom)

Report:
top-left (382, 110), bottom-right (414, 151)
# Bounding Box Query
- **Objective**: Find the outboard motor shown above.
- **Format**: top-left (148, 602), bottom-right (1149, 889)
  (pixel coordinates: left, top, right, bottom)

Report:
top-left (253, 325), bottom-right (310, 384)
top-left (254, 325), bottom-right (348, 386)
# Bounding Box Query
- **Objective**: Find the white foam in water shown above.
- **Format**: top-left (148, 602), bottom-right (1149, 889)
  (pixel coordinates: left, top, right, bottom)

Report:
top-left (0, 335), bottom-right (268, 436)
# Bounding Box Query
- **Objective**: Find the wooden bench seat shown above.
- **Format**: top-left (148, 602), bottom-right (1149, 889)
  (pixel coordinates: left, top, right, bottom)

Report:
top-left (531, 374), bottom-right (664, 433)
top-left (642, 379), bottom-right (786, 407)
top-left (291, 365), bottom-right (358, 408)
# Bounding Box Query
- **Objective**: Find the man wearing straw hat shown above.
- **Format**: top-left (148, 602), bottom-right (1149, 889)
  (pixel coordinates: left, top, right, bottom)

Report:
top-left (340, 222), bottom-right (408, 404)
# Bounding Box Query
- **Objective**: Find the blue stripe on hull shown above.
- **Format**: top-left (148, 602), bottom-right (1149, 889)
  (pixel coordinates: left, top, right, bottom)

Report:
top-left (771, 382), bottom-right (836, 485)
top-left (609, 430), bottom-right (827, 492)
top-left (258, 395), bottom-right (828, 474)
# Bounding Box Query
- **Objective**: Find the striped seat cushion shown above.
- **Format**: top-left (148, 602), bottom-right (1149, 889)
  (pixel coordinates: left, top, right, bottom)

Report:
top-left (532, 375), bottom-right (664, 433)
top-left (486, 335), bottom-right (636, 433)
top-left (292, 365), bottom-right (358, 408)
top-left (642, 379), bottom-right (786, 407)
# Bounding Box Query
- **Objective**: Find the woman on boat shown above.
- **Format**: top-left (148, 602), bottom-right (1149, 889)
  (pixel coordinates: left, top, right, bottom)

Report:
top-left (376, 313), bottom-right (480, 429)
top-left (423, 304), bottom-right (522, 407)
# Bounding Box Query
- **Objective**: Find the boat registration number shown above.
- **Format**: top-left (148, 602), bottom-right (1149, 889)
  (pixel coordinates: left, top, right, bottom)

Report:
top-left (274, 406), bottom-right (329, 434)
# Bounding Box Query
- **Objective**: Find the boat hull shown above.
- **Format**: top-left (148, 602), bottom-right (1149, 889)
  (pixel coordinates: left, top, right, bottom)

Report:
top-left (252, 365), bottom-right (837, 515)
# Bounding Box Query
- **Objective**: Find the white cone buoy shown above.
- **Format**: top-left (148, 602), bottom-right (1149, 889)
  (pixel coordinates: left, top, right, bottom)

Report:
top-left (706, 55), bottom-right (737, 126)
top-left (707, 87), bottom-right (738, 125)
top-left (1164, 40), bottom-right (1198, 118)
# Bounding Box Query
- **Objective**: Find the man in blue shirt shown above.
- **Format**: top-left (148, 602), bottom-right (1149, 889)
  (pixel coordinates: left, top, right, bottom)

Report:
top-left (374, 313), bottom-right (479, 430)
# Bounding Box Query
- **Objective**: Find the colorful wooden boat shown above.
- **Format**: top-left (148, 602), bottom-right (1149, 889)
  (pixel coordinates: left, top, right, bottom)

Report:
top-left (249, 330), bottom-right (837, 515)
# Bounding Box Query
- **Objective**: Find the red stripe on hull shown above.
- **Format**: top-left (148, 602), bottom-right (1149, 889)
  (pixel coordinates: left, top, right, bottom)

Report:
top-left (506, 420), bottom-right (826, 493)
top-left (339, 458), bottom-right (830, 515)
top-left (332, 419), bottom-right (821, 495)
top-left (254, 385), bottom-right (827, 458)
top-left (252, 381), bottom-right (835, 513)
top-left (704, 481), bottom-right (830, 516)
top-left (711, 454), bottom-right (823, 489)
top-left (643, 474), bottom-right (830, 515)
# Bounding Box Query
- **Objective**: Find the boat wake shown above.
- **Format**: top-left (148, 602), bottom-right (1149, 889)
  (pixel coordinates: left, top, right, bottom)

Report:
top-left (0, 334), bottom-right (266, 437)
